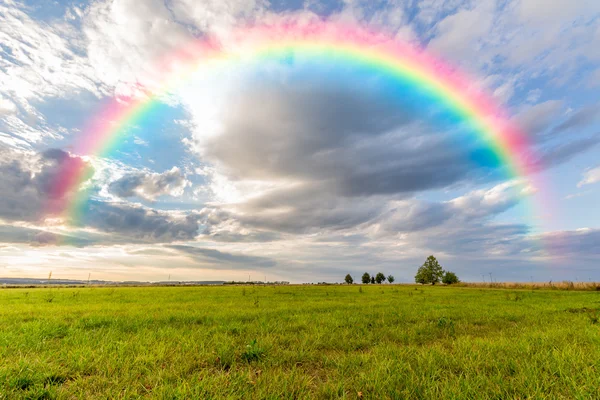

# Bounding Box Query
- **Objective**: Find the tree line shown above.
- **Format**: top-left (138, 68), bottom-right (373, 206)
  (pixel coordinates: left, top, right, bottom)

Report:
top-left (343, 255), bottom-right (459, 285)
top-left (344, 272), bottom-right (395, 284)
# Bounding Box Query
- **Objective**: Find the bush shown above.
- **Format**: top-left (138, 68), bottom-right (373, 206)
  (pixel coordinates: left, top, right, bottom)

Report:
top-left (442, 271), bottom-right (460, 285)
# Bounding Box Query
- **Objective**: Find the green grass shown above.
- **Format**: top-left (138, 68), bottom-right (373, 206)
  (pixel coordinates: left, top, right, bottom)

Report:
top-left (1, 285), bottom-right (600, 399)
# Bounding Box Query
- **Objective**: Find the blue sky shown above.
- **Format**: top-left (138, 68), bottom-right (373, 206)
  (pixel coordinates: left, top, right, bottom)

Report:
top-left (0, 0), bottom-right (599, 283)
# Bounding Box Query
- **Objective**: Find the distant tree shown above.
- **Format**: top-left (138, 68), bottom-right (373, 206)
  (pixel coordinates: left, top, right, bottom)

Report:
top-left (387, 275), bottom-right (395, 284)
top-left (361, 272), bottom-right (371, 284)
top-left (442, 271), bottom-right (460, 285)
top-left (415, 255), bottom-right (444, 285)
top-left (344, 274), bottom-right (354, 284)
top-left (370, 276), bottom-right (375, 284)
top-left (375, 272), bottom-right (386, 284)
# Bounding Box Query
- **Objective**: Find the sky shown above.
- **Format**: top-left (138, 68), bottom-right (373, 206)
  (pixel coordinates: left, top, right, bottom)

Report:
top-left (0, 0), bottom-right (599, 283)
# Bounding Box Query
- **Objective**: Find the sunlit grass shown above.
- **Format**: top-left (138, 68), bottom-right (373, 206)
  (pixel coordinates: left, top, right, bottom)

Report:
top-left (1, 285), bottom-right (599, 398)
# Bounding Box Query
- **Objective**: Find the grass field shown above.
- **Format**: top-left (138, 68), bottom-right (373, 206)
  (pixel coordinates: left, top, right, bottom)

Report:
top-left (1, 285), bottom-right (600, 399)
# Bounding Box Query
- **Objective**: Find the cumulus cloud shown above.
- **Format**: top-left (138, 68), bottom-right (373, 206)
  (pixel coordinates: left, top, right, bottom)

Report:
top-left (0, 147), bottom-right (92, 222)
top-left (0, 147), bottom-right (199, 245)
top-left (108, 167), bottom-right (189, 201)
top-left (181, 69), bottom-right (518, 239)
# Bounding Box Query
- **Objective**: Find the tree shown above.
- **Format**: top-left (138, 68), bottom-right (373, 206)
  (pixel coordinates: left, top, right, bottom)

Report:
top-left (344, 274), bottom-right (354, 284)
top-left (370, 276), bottom-right (375, 284)
top-left (361, 272), bottom-right (371, 284)
top-left (387, 275), bottom-right (395, 284)
top-left (442, 271), bottom-right (459, 285)
top-left (375, 272), bottom-right (386, 284)
top-left (415, 255), bottom-right (444, 285)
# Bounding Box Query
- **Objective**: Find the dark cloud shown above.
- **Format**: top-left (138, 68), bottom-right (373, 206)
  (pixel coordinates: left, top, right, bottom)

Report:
top-left (109, 167), bottom-right (188, 201)
top-left (167, 244), bottom-right (277, 268)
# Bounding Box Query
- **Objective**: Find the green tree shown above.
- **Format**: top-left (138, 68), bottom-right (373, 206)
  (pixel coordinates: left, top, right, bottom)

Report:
top-left (387, 275), bottom-right (395, 284)
top-left (375, 272), bottom-right (386, 284)
top-left (370, 276), bottom-right (375, 284)
top-left (442, 271), bottom-right (459, 285)
top-left (344, 274), bottom-right (354, 284)
top-left (415, 255), bottom-right (444, 285)
top-left (361, 272), bottom-right (371, 284)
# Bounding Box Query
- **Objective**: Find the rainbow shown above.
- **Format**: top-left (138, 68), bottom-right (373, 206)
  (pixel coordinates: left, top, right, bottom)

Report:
top-left (48, 19), bottom-right (539, 223)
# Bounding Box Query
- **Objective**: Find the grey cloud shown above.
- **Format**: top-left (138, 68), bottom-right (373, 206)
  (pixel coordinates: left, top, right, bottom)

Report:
top-left (538, 229), bottom-right (600, 257)
top-left (378, 181), bottom-right (527, 234)
top-left (109, 167), bottom-right (189, 201)
top-left (536, 135), bottom-right (600, 170)
top-left (0, 225), bottom-right (93, 247)
top-left (0, 147), bottom-right (200, 245)
top-left (0, 147), bottom-right (92, 222)
top-left (81, 200), bottom-right (201, 243)
top-left (191, 76), bottom-right (508, 236)
top-left (514, 100), bottom-right (564, 140)
top-left (551, 104), bottom-right (600, 134)
top-left (167, 244), bottom-right (277, 268)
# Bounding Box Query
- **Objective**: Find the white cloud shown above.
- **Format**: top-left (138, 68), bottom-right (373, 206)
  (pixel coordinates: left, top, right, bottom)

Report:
top-left (108, 167), bottom-right (190, 201)
top-left (578, 166), bottom-right (600, 187)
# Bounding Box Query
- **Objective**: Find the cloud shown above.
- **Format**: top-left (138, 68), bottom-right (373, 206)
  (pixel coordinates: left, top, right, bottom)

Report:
top-left (83, 0), bottom-right (267, 94)
top-left (424, 0), bottom-right (600, 98)
top-left (375, 180), bottom-right (530, 235)
top-left (167, 244), bottom-right (277, 268)
top-left (536, 136), bottom-right (600, 170)
top-left (551, 104), bottom-right (600, 134)
top-left (538, 228), bottom-right (600, 257)
top-left (80, 200), bottom-right (201, 243)
top-left (0, 147), bottom-right (200, 244)
top-left (513, 100), bottom-right (565, 140)
top-left (427, 2), bottom-right (494, 62)
top-left (181, 70), bottom-right (518, 238)
top-left (0, 147), bottom-right (92, 222)
top-left (578, 165), bottom-right (600, 187)
top-left (0, 1), bottom-right (100, 145)
top-left (108, 167), bottom-right (189, 201)
top-left (0, 224), bottom-right (92, 247)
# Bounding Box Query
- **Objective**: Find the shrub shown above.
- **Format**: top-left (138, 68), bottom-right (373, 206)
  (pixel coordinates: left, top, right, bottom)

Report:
top-left (442, 271), bottom-right (460, 285)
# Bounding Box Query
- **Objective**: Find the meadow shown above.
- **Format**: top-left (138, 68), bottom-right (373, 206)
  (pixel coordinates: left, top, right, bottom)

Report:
top-left (1, 285), bottom-right (600, 399)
